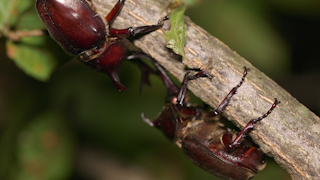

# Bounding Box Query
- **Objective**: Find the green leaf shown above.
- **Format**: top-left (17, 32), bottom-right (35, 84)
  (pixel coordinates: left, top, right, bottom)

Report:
top-left (0, 0), bottom-right (33, 30)
top-left (164, 1), bottom-right (187, 60)
top-left (6, 36), bottom-right (66, 81)
top-left (1, 0), bottom-right (63, 81)
top-left (9, 0), bottom-right (33, 27)
top-left (13, 111), bottom-right (75, 180)
top-left (0, 0), bottom-right (14, 32)
top-left (15, 3), bottom-right (45, 30)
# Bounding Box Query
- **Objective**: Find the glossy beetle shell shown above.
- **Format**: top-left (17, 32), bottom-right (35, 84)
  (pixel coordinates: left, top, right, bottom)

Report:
top-left (182, 121), bottom-right (266, 180)
top-left (36, 0), bottom-right (168, 90)
top-left (150, 104), bottom-right (266, 180)
top-left (36, 0), bottom-right (107, 56)
top-left (141, 65), bottom-right (276, 180)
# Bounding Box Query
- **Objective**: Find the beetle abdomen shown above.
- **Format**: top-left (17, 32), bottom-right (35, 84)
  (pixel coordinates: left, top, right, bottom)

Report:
top-left (182, 136), bottom-right (258, 180)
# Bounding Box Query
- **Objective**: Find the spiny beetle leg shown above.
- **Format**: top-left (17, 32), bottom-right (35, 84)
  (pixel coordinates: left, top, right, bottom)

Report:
top-left (109, 16), bottom-right (169, 37)
top-left (127, 52), bottom-right (158, 93)
top-left (176, 71), bottom-right (213, 106)
top-left (135, 56), bottom-right (180, 100)
top-left (227, 98), bottom-right (281, 149)
top-left (207, 67), bottom-right (250, 118)
top-left (127, 52), bottom-right (181, 96)
top-left (150, 60), bottom-right (180, 99)
top-left (170, 70), bottom-right (212, 121)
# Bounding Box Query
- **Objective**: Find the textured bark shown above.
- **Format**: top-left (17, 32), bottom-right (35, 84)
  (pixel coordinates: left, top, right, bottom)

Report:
top-left (93, 0), bottom-right (320, 179)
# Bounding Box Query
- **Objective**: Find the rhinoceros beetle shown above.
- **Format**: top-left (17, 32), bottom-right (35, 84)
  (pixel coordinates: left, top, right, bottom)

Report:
top-left (36, 0), bottom-right (168, 90)
top-left (142, 61), bottom-right (280, 180)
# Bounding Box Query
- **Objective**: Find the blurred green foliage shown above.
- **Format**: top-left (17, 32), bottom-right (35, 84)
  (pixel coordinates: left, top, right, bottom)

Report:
top-left (0, 0), bottom-right (64, 81)
top-left (1, 0), bottom-right (319, 179)
top-left (13, 111), bottom-right (75, 180)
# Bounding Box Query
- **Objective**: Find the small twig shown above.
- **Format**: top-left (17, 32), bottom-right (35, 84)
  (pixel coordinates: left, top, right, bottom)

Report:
top-left (6, 29), bottom-right (45, 41)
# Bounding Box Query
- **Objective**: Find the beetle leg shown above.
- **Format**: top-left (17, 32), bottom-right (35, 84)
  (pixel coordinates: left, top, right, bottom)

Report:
top-left (176, 71), bottom-right (213, 106)
top-left (106, 0), bottom-right (126, 24)
top-left (150, 58), bottom-right (181, 98)
top-left (127, 52), bottom-right (158, 93)
top-left (169, 71), bottom-right (212, 121)
top-left (128, 53), bottom-right (181, 98)
top-left (207, 67), bottom-right (250, 118)
top-left (109, 16), bottom-right (169, 37)
top-left (227, 98), bottom-right (281, 149)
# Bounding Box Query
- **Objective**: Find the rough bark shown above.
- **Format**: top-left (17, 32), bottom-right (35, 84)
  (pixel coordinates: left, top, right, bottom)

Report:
top-left (93, 0), bottom-right (320, 179)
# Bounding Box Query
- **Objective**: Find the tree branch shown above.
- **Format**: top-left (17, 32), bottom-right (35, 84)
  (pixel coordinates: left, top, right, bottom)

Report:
top-left (93, 0), bottom-right (320, 179)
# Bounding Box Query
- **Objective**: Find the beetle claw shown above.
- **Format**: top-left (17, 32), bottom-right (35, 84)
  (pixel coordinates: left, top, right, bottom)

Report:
top-left (158, 15), bottom-right (169, 25)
